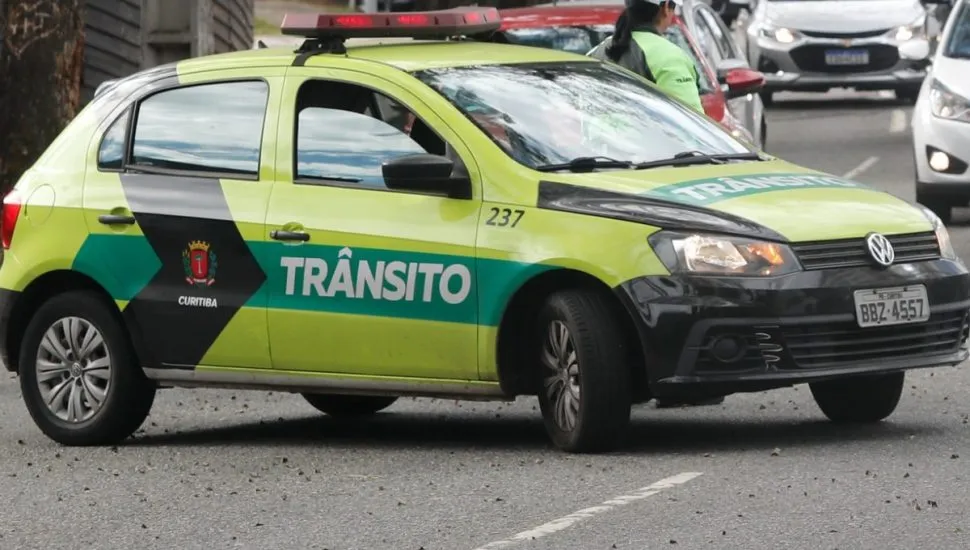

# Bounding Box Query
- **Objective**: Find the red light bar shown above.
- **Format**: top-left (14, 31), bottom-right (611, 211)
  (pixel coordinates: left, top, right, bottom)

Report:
top-left (280, 7), bottom-right (502, 39)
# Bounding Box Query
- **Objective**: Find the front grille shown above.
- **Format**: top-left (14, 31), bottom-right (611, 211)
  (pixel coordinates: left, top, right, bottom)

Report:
top-left (791, 232), bottom-right (940, 270)
top-left (800, 29), bottom-right (891, 39)
top-left (782, 310), bottom-right (969, 369)
top-left (789, 44), bottom-right (899, 73)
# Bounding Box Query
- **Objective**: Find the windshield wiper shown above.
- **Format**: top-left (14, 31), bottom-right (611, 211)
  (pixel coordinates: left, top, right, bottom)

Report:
top-left (633, 151), bottom-right (764, 170)
top-left (535, 156), bottom-right (633, 173)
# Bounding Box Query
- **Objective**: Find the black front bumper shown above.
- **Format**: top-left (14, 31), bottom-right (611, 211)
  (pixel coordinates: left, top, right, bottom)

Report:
top-left (616, 259), bottom-right (970, 397)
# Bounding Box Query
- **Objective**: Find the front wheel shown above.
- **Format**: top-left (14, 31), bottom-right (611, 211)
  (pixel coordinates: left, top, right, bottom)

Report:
top-left (18, 291), bottom-right (156, 445)
top-left (535, 289), bottom-right (632, 453)
top-left (809, 372), bottom-right (904, 423)
top-left (302, 393), bottom-right (397, 417)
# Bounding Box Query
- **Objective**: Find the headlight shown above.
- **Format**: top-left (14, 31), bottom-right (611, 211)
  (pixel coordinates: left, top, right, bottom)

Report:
top-left (759, 25), bottom-right (800, 44)
top-left (649, 232), bottom-right (801, 276)
top-left (890, 14), bottom-right (926, 41)
top-left (929, 78), bottom-right (970, 123)
top-left (916, 204), bottom-right (958, 261)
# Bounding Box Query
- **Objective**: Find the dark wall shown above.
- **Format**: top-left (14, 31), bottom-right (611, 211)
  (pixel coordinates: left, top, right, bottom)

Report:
top-left (212, 0), bottom-right (254, 53)
top-left (82, 0), bottom-right (142, 104)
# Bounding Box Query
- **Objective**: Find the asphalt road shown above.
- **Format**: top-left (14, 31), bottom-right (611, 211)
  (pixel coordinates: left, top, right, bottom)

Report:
top-left (2, 90), bottom-right (970, 550)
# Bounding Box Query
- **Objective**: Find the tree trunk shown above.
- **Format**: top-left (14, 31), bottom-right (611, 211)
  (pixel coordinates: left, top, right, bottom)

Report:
top-left (0, 0), bottom-right (86, 196)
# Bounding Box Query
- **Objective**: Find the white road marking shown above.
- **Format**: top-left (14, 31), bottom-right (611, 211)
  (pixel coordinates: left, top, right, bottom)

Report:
top-left (470, 471), bottom-right (703, 550)
top-left (890, 109), bottom-right (908, 133)
top-left (842, 156), bottom-right (880, 180)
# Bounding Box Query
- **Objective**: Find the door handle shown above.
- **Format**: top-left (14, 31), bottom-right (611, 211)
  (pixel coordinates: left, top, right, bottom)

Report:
top-left (98, 214), bottom-right (136, 225)
top-left (270, 230), bottom-right (310, 242)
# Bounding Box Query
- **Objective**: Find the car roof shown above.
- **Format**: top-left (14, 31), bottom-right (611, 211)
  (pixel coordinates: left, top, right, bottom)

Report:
top-left (177, 39), bottom-right (596, 74)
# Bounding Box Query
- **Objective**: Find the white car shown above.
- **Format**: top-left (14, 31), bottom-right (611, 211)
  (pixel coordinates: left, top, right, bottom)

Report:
top-left (912, 0), bottom-right (970, 224)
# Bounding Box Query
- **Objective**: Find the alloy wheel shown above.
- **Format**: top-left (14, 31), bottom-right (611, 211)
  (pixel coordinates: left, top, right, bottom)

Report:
top-left (540, 320), bottom-right (581, 432)
top-left (34, 317), bottom-right (112, 423)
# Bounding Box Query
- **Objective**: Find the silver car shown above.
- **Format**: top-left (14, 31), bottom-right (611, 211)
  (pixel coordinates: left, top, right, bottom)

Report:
top-left (912, 0), bottom-right (970, 224)
top-left (736, 0), bottom-right (945, 104)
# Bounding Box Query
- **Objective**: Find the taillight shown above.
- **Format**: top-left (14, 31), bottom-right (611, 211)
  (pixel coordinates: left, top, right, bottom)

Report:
top-left (1, 190), bottom-right (23, 250)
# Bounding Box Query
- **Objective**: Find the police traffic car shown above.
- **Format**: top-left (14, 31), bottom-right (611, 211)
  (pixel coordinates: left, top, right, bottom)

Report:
top-left (0, 7), bottom-right (967, 453)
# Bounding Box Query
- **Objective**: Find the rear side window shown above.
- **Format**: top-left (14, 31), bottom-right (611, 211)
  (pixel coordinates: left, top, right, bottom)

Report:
top-left (98, 109), bottom-right (130, 170)
top-left (130, 80), bottom-right (268, 177)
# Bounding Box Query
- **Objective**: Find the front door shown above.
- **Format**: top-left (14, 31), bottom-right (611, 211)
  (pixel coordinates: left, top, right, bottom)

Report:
top-left (262, 69), bottom-right (482, 380)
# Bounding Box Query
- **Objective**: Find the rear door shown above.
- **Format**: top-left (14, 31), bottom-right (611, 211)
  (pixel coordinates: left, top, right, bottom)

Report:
top-left (262, 67), bottom-right (483, 380)
top-left (690, 4), bottom-right (763, 142)
top-left (79, 67), bottom-right (284, 371)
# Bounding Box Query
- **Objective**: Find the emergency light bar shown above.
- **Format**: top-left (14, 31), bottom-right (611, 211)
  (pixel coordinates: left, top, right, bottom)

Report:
top-left (280, 7), bottom-right (502, 39)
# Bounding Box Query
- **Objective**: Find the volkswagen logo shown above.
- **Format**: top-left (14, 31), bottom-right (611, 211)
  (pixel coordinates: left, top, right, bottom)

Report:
top-left (865, 232), bottom-right (895, 267)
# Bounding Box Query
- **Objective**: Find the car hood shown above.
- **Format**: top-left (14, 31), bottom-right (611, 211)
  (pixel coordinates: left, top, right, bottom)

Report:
top-left (930, 57), bottom-right (970, 98)
top-left (545, 159), bottom-right (933, 242)
top-left (764, 0), bottom-right (924, 33)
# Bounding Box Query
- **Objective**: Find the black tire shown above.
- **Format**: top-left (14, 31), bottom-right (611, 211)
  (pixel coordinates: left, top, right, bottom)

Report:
top-left (895, 88), bottom-right (920, 104)
top-left (302, 393), bottom-right (397, 417)
top-left (760, 91), bottom-right (773, 107)
top-left (916, 192), bottom-right (953, 225)
top-left (18, 291), bottom-right (156, 446)
top-left (809, 372), bottom-right (904, 423)
top-left (535, 289), bottom-right (632, 453)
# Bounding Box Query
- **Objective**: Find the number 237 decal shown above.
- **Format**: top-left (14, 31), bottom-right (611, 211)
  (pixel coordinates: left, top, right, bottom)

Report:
top-left (485, 207), bottom-right (524, 227)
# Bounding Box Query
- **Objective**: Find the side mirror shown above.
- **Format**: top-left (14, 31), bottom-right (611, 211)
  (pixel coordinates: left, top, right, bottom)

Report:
top-left (899, 38), bottom-right (931, 61)
top-left (382, 153), bottom-right (472, 199)
top-left (719, 64), bottom-right (766, 99)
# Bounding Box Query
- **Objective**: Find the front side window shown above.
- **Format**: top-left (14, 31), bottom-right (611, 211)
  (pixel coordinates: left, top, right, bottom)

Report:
top-left (413, 62), bottom-right (748, 169)
top-left (294, 79), bottom-right (449, 189)
top-left (131, 80), bottom-right (268, 176)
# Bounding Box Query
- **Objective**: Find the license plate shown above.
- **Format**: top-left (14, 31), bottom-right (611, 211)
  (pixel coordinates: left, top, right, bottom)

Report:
top-left (853, 285), bottom-right (929, 328)
top-left (825, 49), bottom-right (869, 65)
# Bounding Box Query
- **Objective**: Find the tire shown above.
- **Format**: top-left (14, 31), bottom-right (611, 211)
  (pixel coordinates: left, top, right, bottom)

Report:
top-left (760, 91), bottom-right (773, 107)
top-left (895, 88), bottom-right (920, 104)
top-left (916, 192), bottom-right (953, 225)
top-left (18, 291), bottom-right (156, 446)
top-left (809, 372), bottom-right (904, 423)
top-left (302, 393), bottom-right (397, 417)
top-left (535, 289), bottom-right (632, 453)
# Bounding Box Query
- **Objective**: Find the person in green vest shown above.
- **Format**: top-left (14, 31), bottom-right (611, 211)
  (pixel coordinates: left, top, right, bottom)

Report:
top-left (587, 0), bottom-right (704, 114)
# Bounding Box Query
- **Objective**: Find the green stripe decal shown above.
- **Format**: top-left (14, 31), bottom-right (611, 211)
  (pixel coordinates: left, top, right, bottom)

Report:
top-left (73, 235), bottom-right (553, 327)
top-left (641, 172), bottom-right (868, 206)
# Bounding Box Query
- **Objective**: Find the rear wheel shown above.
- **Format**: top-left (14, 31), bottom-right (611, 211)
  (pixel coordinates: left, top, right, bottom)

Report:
top-left (18, 291), bottom-right (156, 445)
top-left (809, 372), bottom-right (904, 423)
top-left (302, 393), bottom-right (397, 417)
top-left (535, 289), bottom-right (632, 453)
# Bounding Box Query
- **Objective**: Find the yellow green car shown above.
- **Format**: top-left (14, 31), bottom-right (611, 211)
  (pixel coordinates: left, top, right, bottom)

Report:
top-left (0, 8), bottom-right (967, 454)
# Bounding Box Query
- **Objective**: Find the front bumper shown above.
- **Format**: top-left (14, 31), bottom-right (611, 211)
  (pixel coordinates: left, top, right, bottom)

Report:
top-left (749, 34), bottom-right (927, 93)
top-left (616, 258), bottom-right (970, 397)
top-left (912, 90), bottom-right (970, 194)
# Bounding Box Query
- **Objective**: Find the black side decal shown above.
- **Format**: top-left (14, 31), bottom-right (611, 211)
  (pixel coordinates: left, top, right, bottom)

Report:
top-left (119, 174), bottom-right (267, 369)
top-left (537, 180), bottom-right (787, 242)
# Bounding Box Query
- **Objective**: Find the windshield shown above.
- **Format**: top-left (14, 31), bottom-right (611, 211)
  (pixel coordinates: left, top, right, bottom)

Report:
top-left (944, 3), bottom-right (970, 58)
top-left (500, 24), bottom-right (716, 95)
top-left (412, 62), bottom-right (752, 169)
top-left (502, 24), bottom-right (615, 55)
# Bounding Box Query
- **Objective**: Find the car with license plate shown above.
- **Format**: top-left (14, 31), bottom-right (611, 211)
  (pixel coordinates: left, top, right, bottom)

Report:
top-left (1, 7), bottom-right (967, 454)
top-left (737, 0), bottom-right (949, 104)
top-left (912, 0), bottom-right (970, 223)
top-left (497, 0), bottom-right (768, 148)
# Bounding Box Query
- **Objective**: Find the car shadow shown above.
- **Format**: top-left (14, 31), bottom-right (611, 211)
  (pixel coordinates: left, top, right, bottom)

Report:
top-left (123, 409), bottom-right (939, 455)
top-left (765, 94), bottom-right (913, 112)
